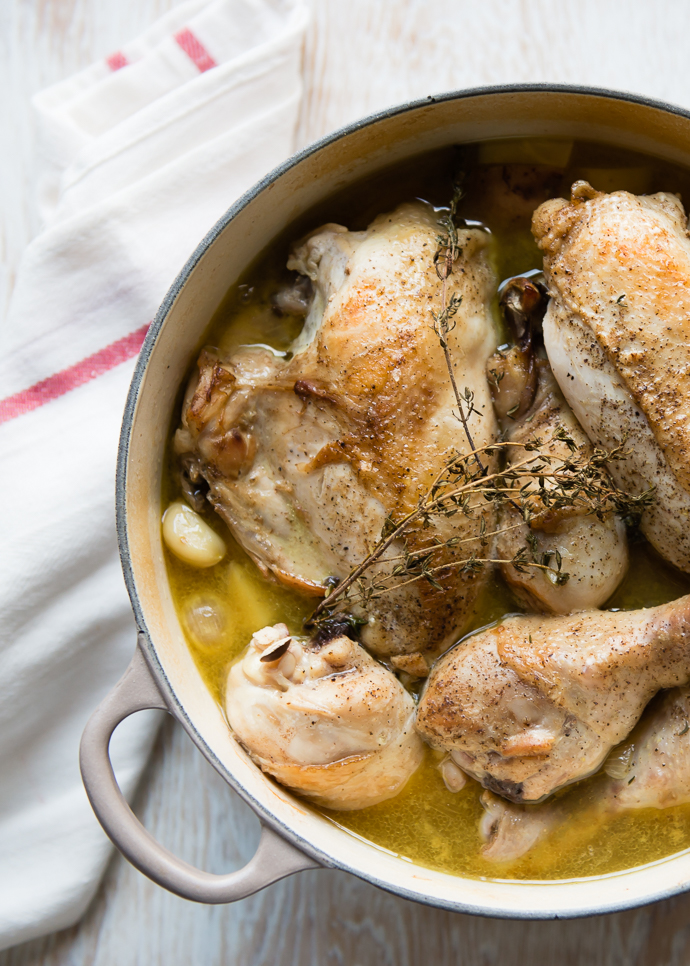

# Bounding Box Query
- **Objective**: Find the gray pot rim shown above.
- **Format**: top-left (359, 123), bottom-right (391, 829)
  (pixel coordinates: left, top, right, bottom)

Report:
top-left (115, 82), bottom-right (690, 919)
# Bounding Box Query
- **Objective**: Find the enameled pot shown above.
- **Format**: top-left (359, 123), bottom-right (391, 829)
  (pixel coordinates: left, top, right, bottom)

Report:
top-left (81, 84), bottom-right (690, 918)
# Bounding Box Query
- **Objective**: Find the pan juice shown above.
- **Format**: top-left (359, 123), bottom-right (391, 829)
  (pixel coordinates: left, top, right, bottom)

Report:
top-left (164, 137), bottom-right (690, 880)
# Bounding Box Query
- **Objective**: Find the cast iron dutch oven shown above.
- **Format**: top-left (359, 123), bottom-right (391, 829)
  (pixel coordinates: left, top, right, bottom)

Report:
top-left (80, 85), bottom-right (690, 918)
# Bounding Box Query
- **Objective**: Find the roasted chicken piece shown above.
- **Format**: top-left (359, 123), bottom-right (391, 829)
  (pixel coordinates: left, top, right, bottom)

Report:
top-left (479, 789), bottom-right (561, 863)
top-left (175, 202), bottom-right (499, 660)
top-left (489, 278), bottom-right (627, 613)
top-left (415, 595), bottom-right (690, 802)
top-left (225, 623), bottom-right (423, 809)
top-left (533, 182), bottom-right (690, 572)
top-left (479, 686), bottom-right (690, 862)
top-left (605, 685), bottom-right (690, 809)
top-left (494, 358), bottom-right (627, 613)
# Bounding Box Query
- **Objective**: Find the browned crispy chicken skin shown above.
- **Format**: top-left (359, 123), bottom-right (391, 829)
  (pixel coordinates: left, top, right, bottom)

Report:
top-left (175, 202), bottom-right (499, 660)
top-left (416, 595), bottom-right (690, 802)
top-left (534, 182), bottom-right (690, 572)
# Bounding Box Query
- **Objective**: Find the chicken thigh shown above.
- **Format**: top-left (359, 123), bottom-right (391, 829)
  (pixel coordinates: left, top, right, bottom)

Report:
top-left (175, 202), bottom-right (499, 659)
top-left (533, 182), bottom-right (690, 572)
top-left (416, 595), bottom-right (690, 802)
top-left (479, 686), bottom-right (690, 862)
top-left (225, 623), bottom-right (424, 809)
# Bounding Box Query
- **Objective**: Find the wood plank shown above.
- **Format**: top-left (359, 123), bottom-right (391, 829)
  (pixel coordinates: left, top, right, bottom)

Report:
top-left (295, 0), bottom-right (690, 150)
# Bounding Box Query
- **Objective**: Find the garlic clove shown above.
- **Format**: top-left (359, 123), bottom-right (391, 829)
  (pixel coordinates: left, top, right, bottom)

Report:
top-left (162, 501), bottom-right (226, 567)
top-left (440, 756), bottom-right (467, 793)
top-left (184, 596), bottom-right (227, 646)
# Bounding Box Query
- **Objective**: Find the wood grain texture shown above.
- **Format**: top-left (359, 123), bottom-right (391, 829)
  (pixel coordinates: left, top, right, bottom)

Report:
top-left (294, 0), bottom-right (690, 150)
top-left (6, 0), bottom-right (690, 963)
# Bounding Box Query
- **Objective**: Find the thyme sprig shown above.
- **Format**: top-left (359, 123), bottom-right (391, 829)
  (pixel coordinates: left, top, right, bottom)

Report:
top-left (307, 430), bottom-right (654, 627)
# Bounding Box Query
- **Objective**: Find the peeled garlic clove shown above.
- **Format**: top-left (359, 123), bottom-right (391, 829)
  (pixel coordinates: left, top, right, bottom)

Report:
top-left (162, 501), bottom-right (226, 567)
top-left (440, 756), bottom-right (467, 793)
top-left (184, 596), bottom-right (227, 645)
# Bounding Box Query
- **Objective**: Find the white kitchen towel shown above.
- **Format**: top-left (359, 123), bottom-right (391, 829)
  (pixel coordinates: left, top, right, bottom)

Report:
top-left (0, 0), bottom-right (307, 950)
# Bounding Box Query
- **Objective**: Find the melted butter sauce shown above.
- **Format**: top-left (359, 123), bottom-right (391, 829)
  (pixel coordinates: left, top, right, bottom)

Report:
top-left (164, 137), bottom-right (690, 880)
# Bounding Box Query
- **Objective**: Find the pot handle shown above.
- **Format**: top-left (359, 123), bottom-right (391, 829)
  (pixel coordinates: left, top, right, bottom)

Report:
top-left (79, 643), bottom-right (320, 903)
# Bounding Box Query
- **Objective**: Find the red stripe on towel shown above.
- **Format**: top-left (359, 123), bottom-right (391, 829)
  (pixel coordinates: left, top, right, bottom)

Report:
top-left (106, 51), bottom-right (129, 71)
top-left (0, 324), bottom-right (150, 425)
top-left (174, 28), bottom-right (216, 72)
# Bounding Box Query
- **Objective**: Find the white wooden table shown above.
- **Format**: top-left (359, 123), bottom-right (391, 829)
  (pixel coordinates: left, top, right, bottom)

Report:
top-left (5, 2), bottom-right (690, 962)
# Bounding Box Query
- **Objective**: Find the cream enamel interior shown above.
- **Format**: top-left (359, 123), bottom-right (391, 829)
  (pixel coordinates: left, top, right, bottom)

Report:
top-left (120, 87), bottom-right (690, 917)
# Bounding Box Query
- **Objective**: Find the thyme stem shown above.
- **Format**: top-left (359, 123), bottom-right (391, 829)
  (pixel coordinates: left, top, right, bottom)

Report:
top-left (344, 557), bottom-right (572, 600)
top-left (432, 180), bottom-right (486, 474)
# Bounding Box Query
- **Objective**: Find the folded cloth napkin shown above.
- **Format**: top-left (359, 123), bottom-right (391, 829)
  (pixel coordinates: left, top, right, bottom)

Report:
top-left (0, 0), bottom-right (307, 949)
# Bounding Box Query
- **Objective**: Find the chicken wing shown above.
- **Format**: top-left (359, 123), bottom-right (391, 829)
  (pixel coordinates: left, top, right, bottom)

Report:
top-left (175, 202), bottom-right (499, 659)
top-left (533, 182), bottom-right (690, 572)
top-left (225, 623), bottom-right (424, 809)
top-left (415, 595), bottom-right (690, 802)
